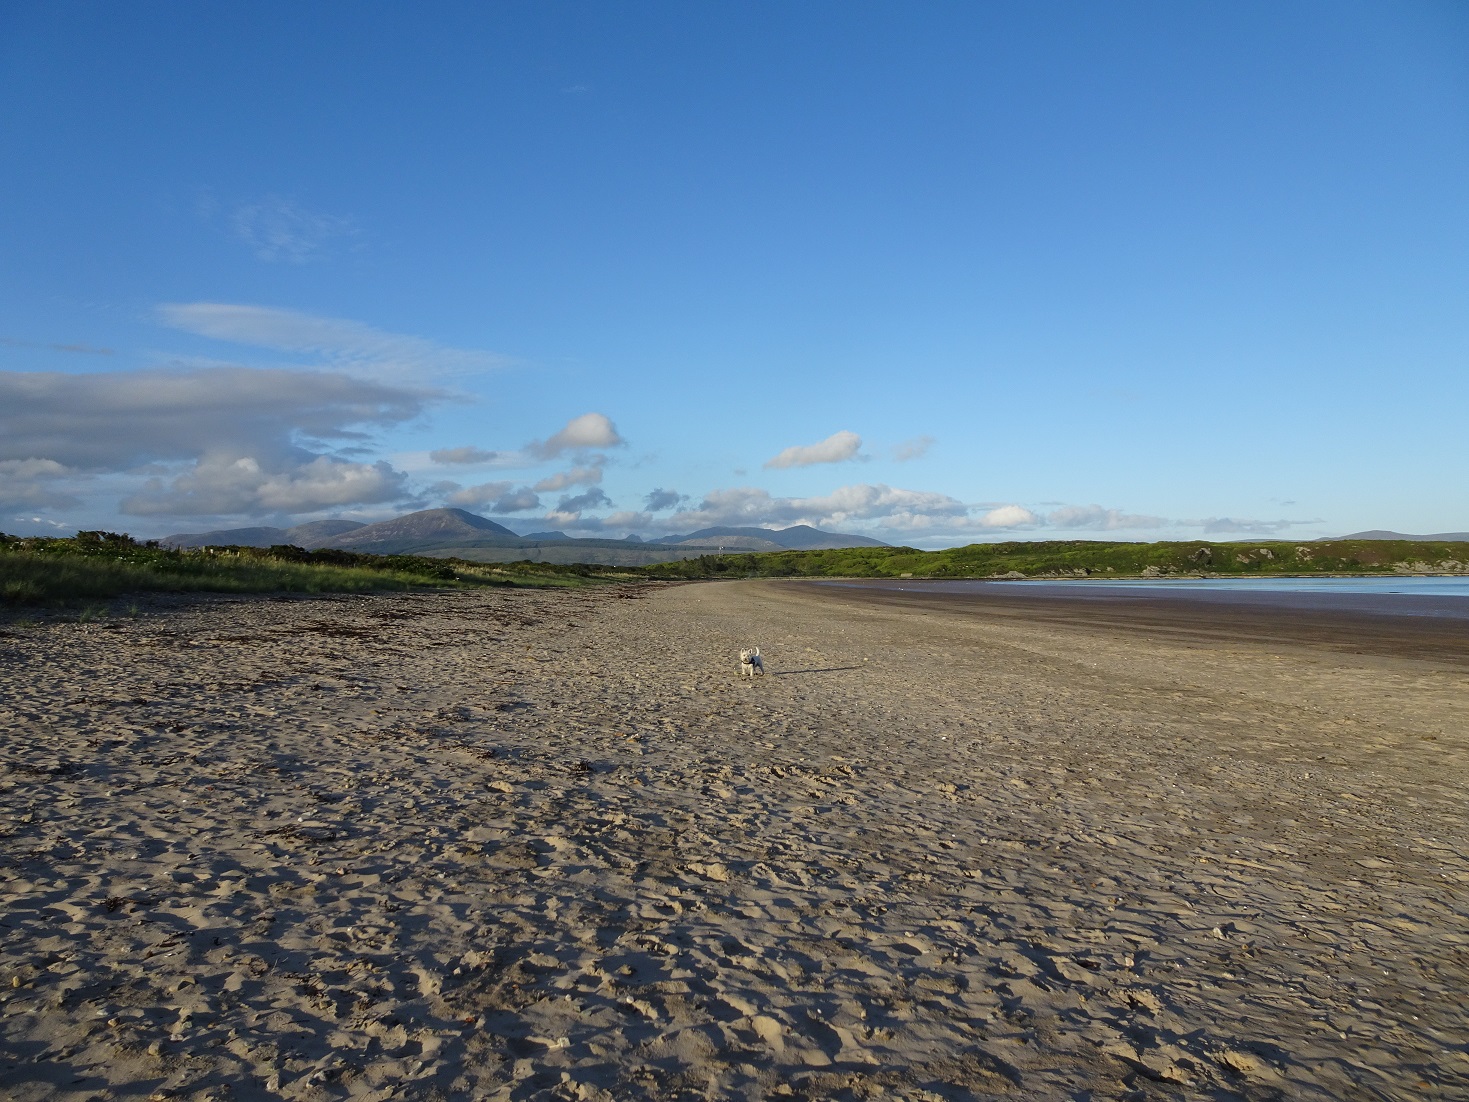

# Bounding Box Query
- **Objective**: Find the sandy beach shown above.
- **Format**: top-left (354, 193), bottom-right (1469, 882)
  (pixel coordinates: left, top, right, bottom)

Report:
top-left (2, 579), bottom-right (1466, 1101)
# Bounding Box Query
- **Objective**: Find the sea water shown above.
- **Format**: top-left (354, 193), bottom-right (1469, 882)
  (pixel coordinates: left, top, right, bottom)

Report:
top-left (820, 574), bottom-right (1469, 619)
top-left (1010, 576), bottom-right (1469, 597)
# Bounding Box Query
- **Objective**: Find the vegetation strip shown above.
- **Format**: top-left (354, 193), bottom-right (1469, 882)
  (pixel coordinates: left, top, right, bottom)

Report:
top-left (636, 538), bottom-right (1469, 580)
top-left (0, 531), bottom-right (630, 603)
top-left (5, 531), bottom-right (1467, 605)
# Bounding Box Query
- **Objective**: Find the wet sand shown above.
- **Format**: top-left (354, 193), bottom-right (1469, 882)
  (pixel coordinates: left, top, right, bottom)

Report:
top-left (816, 578), bottom-right (1469, 665)
top-left (2, 579), bottom-right (1467, 1100)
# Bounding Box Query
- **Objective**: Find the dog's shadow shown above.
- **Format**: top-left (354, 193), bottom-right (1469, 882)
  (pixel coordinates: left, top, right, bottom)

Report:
top-left (770, 665), bottom-right (866, 676)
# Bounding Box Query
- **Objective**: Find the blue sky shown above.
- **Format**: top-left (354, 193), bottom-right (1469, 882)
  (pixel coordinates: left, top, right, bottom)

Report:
top-left (2, 1), bottom-right (1466, 545)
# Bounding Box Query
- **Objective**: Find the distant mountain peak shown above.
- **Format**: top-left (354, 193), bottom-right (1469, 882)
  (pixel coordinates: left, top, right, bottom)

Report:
top-left (318, 507), bottom-right (518, 548)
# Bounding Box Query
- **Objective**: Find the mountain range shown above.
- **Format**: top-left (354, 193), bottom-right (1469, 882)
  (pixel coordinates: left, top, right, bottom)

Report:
top-left (1328, 530), bottom-right (1469, 541)
top-left (161, 509), bottom-right (888, 566)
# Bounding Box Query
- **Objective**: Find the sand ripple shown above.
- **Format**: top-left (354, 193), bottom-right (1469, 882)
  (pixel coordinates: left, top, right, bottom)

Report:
top-left (1, 581), bottom-right (1466, 1100)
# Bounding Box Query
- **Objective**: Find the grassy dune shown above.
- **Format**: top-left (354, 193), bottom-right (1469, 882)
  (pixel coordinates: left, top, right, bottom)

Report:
top-left (635, 538), bottom-right (1469, 580)
top-left (0, 532), bottom-right (628, 604)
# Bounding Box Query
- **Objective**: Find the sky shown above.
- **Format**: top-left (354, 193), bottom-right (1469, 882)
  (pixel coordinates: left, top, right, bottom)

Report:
top-left (2, 1), bottom-right (1466, 547)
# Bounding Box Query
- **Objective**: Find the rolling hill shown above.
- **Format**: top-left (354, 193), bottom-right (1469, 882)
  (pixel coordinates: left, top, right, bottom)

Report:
top-left (161, 519), bottom-right (365, 549)
top-left (1331, 530), bottom-right (1469, 541)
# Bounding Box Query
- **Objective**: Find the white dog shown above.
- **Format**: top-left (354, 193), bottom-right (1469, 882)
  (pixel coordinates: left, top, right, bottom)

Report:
top-left (739, 647), bottom-right (765, 678)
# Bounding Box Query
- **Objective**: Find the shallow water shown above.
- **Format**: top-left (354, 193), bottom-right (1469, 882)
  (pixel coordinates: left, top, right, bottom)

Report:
top-left (1011, 575), bottom-right (1469, 596)
top-left (820, 574), bottom-right (1469, 619)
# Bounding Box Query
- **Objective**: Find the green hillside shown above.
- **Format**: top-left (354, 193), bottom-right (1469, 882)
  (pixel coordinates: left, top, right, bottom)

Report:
top-left (634, 539), bottom-right (1469, 581)
top-left (1, 531), bottom-right (629, 604)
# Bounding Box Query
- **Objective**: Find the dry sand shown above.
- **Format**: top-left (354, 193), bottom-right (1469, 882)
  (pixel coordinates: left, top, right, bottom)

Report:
top-left (1, 578), bottom-right (1466, 1101)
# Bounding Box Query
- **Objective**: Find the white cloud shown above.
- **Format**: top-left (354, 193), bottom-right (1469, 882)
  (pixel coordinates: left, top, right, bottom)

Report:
top-left (977, 504), bottom-right (1041, 529)
top-left (533, 465), bottom-right (604, 492)
top-left (1046, 504), bottom-right (1166, 531)
top-left (764, 430), bottom-right (863, 469)
top-left (158, 303), bottom-right (506, 378)
top-left (231, 196), bottom-right (356, 263)
top-left (892, 435), bottom-right (935, 462)
top-left (122, 454), bottom-right (408, 516)
top-left (430, 446), bottom-right (500, 465)
top-left (526, 413), bottom-right (625, 459)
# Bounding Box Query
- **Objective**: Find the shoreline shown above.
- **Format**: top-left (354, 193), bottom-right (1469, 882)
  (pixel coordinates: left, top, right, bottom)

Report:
top-left (808, 577), bottom-right (1469, 657)
top-left (2, 580), bottom-right (1466, 1099)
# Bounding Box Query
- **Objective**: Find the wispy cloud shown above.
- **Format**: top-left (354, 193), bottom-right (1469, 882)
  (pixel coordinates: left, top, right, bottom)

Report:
top-left (1046, 504), bottom-right (1167, 531)
top-left (533, 465), bottom-right (604, 492)
top-left (158, 302), bottom-right (508, 379)
top-left (404, 414), bottom-right (628, 476)
top-left (429, 446), bottom-right (501, 465)
top-left (0, 337), bottom-right (114, 356)
top-left (764, 430), bottom-right (863, 469)
top-left (892, 435), bottom-right (935, 462)
top-left (1196, 516), bottom-right (1314, 535)
top-left (231, 196), bottom-right (356, 263)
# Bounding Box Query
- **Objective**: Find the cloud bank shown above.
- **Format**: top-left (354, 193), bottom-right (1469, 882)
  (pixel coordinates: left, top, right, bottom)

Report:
top-left (660, 482), bottom-right (968, 532)
top-left (0, 367), bottom-right (432, 517)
